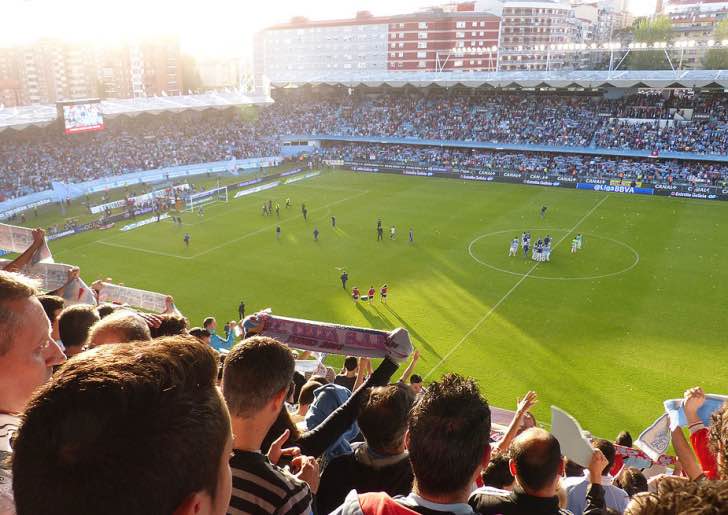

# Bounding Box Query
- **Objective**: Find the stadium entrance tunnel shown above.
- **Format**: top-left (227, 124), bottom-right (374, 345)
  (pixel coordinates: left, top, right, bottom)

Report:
top-left (467, 229), bottom-right (639, 281)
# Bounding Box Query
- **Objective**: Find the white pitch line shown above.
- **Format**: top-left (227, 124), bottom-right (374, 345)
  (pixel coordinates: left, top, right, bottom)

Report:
top-left (424, 194), bottom-right (609, 380)
top-left (96, 240), bottom-right (194, 260)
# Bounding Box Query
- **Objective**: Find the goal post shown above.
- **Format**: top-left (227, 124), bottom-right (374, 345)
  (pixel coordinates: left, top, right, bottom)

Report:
top-left (185, 185), bottom-right (229, 212)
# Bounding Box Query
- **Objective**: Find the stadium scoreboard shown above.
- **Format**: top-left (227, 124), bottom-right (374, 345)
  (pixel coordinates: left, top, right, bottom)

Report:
top-left (56, 99), bottom-right (104, 135)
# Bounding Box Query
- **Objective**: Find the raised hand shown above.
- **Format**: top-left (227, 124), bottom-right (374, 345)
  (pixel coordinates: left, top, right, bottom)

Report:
top-left (291, 455), bottom-right (320, 493)
top-left (588, 449), bottom-right (608, 484)
top-left (683, 386), bottom-right (705, 425)
top-left (516, 391), bottom-right (538, 417)
top-left (267, 429), bottom-right (301, 466)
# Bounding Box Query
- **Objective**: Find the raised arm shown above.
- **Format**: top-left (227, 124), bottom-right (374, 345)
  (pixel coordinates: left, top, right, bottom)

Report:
top-left (295, 356), bottom-right (399, 458)
top-left (4, 228), bottom-right (45, 273)
top-left (494, 391), bottom-right (538, 454)
top-left (684, 386), bottom-right (718, 479)
top-left (671, 425), bottom-right (704, 481)
top-left (398, 349), bottom-right (420, 384)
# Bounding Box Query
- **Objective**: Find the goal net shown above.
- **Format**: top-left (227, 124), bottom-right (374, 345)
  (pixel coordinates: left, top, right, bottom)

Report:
top-left (185, 186), bottom-right (229, 212)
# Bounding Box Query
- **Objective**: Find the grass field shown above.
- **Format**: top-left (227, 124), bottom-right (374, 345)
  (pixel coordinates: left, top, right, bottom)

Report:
top-left (47, 168), bottom-right (728, 438)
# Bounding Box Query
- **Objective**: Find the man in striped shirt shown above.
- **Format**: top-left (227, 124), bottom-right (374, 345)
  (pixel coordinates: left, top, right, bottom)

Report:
top-left (222, 336), bottom-right (319, 515)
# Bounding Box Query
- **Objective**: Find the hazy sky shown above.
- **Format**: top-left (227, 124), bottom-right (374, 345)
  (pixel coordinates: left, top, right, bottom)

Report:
top-left (2, 0), bottom-right (656, 59)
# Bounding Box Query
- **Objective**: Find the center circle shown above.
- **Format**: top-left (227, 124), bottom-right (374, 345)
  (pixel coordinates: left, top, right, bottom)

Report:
top-left (467, 229), bottom-right (640, 281)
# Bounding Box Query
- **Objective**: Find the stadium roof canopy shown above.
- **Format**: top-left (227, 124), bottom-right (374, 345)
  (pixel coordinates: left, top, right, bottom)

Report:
top-left (270, 69), bottom-right (728, 89)
top-left (0, 91), bottom-right (273, 132)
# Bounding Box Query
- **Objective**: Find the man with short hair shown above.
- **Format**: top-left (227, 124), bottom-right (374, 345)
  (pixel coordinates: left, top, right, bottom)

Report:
top-left (87, 310), bottom-right (152, 347)
top-left (203, 316), bottom-right (236, 352)
top-left (317, 383), bottom-right (416, 515)
top-left (11, 335), bottom-right (233, 515)
top-left (0, 271), bottom-right (66, 515)
top-left (334, 373), bottom-right (491, 515)
top-left (58, 304), bottom-right (100, 357)
top-left (222, 336), bottom-right (319, 515)
top-left (334, 356), bottom-right (359, 391)
top-left (189, 327), bottom-right (212, 346)
top-left (564, 439), bottom-right (629, 515)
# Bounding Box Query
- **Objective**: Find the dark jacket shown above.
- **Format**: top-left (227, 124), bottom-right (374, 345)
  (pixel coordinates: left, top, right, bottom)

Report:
top-left (469, 486), bottom-right (571, 515)
top-left (317, 442), bottom-right (413, 515)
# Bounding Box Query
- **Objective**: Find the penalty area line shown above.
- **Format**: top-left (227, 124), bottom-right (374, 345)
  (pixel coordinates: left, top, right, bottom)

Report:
top-left (424, 194), bottom-right (608, 380)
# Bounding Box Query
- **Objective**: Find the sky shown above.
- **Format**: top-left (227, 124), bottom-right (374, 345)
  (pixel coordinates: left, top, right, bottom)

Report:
top-left (2, 0), bottom-right (657, 59)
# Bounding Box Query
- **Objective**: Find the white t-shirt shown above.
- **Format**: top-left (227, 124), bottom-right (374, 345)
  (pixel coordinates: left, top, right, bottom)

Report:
top-left (0, 413), bottom-right (20, 515)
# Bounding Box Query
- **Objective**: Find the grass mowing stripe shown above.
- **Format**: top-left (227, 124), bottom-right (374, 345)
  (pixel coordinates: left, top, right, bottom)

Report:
top-left (424, 194), bottom-right (609, 380)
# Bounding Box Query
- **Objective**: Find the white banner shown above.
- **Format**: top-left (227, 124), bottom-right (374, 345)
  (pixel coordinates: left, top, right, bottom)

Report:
top-left (0, 223), bottom-right (53, 263)
top-left (0, 259), bottom-right (95, 305)
top-left (234, 181), bottom-right (280, 199)
top-left (96, 282), bottom-right (176, 314)
top-left (120, 213), bottom-right (169, 232)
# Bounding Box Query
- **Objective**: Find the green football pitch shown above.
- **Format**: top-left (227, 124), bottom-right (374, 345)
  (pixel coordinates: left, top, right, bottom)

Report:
top-left (47, 168), bottom-right (728, 438)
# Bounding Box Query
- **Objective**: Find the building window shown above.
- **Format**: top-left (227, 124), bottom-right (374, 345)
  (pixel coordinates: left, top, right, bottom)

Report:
top-left (456, 32), bottom-right (465, 38)
top-left (418, 22), bottom-right (428, 29)
top-left (454, 59), bottom-right (463, 66)
top-left (417, 41), bottom-right (427, 49)
top-left (417, 51), bottom-right (427, 58)
top-left (418, 31), bottom-right (428, 39)
top-left (456, 21), bottom-right (466, 28)
top-left (418, 60), bottom-right (427, 68)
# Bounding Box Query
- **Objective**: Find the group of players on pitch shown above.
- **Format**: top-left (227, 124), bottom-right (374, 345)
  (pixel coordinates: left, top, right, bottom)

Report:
top-left (340, 270), bottom-right (389, 304)
top-left (509, 232), bottom-right (583, 261)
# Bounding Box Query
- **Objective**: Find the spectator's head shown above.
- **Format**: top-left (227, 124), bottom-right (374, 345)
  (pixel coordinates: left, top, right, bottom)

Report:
top-left (37, 294), bottom-right (65, 341)
top-left (410, 374), bottom-right (423, 394)
top-left (297, 380), bottom-right (321, 416)
top-left (149, 313), bottom-right (188, 338)
top-left (406, 373), bottom-right (491, 500)
top-left (87, 310), bottom-right (152, 347)
top-left (710, 403), bottom-right (728, 479)
top-left (564, 459), bottom-right (585, 478)
top-left (189, 327), bottom-right (212, 346)
top-left (482, 453), bottom-right (516, 491)
top-left (343, 356), bottom-right (358, 374)
top-left (616, 431), bottom-right (633, 448)
top-left (614, 467), bottom-right (648, 498)
top-left (58, 304), bottom-right (100, 357)
top-left (624, 477), bottom-right (728, 514)
top-left (12, 335), bottom-right (232, 515)
top-left (0, 271), bottom-right (65, 412)
top-left (96, 302), bottom-right (121, 318)
top-left (358, 383), bottom-right (415, 455)
top-left (222, 336), bottom-right (295, 443)
top-left (592, 439), bottom-right (616, 477)
top-left (203, 317), bottom-right (217, 331)
top-left (509, 428), bottom-right (564, 496)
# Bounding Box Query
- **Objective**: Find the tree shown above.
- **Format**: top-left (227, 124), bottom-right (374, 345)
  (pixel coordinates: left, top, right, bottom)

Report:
top-left (626, 16), bottom-right (673, 70)
top-left (703, 19), bottom-right (728, 69)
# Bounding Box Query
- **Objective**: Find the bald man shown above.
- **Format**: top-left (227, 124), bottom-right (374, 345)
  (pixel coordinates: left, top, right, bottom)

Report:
top-left (470, 428), bottom-right (568, 514)
top-left (87, 311), bottom-right (152, 347)
top-left (471, 428), bottom-right (610, 515)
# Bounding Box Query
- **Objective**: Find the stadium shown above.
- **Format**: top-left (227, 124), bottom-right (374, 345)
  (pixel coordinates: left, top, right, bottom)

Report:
top-left (3, 63), bottom-right (728, 513)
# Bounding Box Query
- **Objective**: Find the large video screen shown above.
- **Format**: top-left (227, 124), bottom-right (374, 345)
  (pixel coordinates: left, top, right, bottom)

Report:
top-left (60, 101), bottom-right (104, 135)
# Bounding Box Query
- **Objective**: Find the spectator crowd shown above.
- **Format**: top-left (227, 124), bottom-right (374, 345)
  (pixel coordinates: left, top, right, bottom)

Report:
top-left (3, 89), bottom-right (728, 202)
top-left (1, 231), bottom-right (727, 515)
top-left (319, 143), bottom-right (728, 188)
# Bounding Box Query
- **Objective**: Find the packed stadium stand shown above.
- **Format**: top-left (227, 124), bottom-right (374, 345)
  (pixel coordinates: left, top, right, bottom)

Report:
top-left (2, 71), bottom-right (728, 515)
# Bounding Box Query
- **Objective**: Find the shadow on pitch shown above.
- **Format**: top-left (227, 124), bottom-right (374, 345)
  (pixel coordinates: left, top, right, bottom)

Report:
top-left (380, 304), bottom-right (442, 359)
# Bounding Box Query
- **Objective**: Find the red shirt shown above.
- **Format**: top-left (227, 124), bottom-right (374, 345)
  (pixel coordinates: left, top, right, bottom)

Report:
top-left (368, 288), bottom-right (375, 297)
top-left (381, 287), bottom-right (388, 295)
top-left (690, 426), bottom-right (718, 479)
